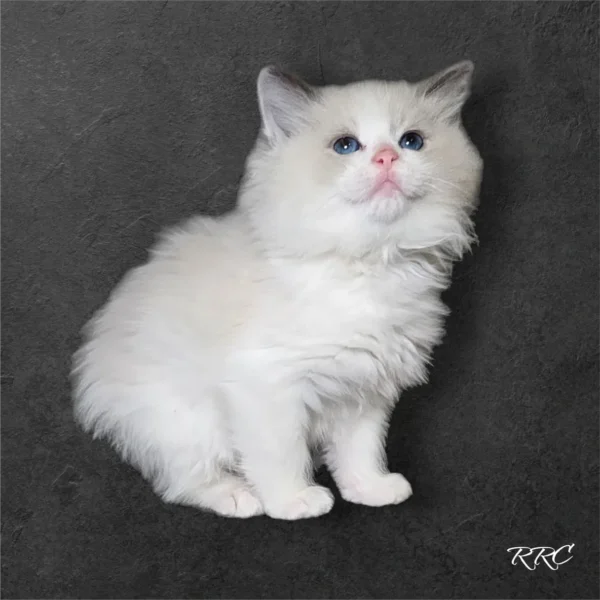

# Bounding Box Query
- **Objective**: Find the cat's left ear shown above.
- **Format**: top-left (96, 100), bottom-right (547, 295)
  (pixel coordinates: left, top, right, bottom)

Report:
top-left (419, 60), bottom-right (474, 123)
top-left (257, 66), bottom-right (315, 143)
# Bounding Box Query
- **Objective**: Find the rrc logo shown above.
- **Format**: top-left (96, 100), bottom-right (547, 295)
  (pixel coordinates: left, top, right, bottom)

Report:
top-left (507, 545), bottom-right (575, 571)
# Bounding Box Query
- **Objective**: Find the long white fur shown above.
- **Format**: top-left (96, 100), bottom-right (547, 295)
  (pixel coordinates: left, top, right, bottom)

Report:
top-left (72, 62), bottom-right (483, 520)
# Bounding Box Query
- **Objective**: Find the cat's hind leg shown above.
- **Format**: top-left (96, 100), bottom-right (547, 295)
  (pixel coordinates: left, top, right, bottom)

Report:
top-left (135, 389), bottom-right (265, 518)
top-left (165, 471), bottom-right (264, 518)
top-left (76, 371), bottom-right (263, 517)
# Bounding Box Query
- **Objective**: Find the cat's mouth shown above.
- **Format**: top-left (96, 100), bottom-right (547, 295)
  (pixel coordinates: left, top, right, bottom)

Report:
top-left (372, 179), bottom-right (402, 196)
top-left (371, 175), bottom-right (405, 199)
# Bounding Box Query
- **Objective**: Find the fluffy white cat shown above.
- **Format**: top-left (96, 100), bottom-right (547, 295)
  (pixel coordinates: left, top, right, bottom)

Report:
top-left (72, 61), bottom-right (483, 520)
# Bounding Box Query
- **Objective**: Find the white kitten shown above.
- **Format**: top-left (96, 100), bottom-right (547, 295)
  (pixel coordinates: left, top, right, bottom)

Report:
top-left (72, 62), bottom-right (483, 520)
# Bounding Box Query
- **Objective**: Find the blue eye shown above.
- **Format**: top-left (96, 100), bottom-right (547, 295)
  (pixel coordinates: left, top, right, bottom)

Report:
top-left (333, 136), bottom-right (361, 154)
top-left (399, 131), bottom-right (424, 151)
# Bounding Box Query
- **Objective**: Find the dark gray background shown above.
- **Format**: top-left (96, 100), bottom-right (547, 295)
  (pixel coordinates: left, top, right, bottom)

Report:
top-left (2, 2), bottom-right (598, 598)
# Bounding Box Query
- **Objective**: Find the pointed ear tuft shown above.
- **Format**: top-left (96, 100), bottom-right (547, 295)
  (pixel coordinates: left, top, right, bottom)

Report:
top-left (421, 60), bottom-right (474, 123)
top-left (257, 66), bottom-right (315, 142)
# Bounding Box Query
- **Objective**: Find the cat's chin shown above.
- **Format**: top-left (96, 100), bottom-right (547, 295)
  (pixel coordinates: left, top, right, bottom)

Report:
top-left (358, 193), bottom-right (408, 223)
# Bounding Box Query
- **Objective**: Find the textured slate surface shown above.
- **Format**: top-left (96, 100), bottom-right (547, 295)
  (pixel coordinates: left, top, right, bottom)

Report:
top-left (2, 1), bottom-right (598, 598)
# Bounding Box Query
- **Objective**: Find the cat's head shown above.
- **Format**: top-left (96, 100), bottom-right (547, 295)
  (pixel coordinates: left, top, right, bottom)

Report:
top-left (239, 62), bottom-right (483, 260)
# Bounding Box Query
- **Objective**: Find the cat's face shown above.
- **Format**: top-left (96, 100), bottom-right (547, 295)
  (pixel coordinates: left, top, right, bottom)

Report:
top-left (241, 63), bottom-right (483, 258)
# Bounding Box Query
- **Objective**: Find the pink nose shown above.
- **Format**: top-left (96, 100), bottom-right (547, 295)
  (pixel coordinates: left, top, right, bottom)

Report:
top-left (372, 147), bottom-right (399, 169)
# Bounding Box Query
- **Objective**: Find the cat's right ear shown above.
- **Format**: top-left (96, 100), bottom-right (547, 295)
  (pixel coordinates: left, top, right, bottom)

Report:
top-left (257, 66), bottom-right (315, 143)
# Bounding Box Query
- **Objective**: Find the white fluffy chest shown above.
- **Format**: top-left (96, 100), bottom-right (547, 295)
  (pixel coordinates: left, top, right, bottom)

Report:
top-left (252, 258), bottom-right (450, 401)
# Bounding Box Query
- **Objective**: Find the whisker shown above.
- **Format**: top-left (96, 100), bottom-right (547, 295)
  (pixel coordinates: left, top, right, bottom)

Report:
top-left (425, 175), bottom-right (465, 193)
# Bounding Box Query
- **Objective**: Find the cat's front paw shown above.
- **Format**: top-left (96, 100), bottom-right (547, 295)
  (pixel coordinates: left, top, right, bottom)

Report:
top-left (340, 473), bottom-right (413, 507)
top-left (264, 485), bottom-right (334, 520)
